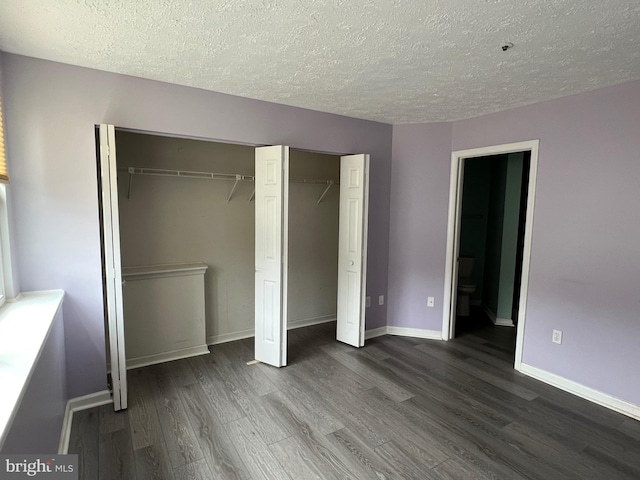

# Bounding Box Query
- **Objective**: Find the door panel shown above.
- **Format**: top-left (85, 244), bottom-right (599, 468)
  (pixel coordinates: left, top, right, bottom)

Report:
top-left (255, 146), bottom-right (288, 367)
top-left (98, 124), bottom-right (127, 410)
top-left (337, 154), bottom-right (369, 347)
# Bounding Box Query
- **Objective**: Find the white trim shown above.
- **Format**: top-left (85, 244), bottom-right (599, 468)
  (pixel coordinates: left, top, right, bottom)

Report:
top-left (513, 142), bottom-right (539, 370)
top-left (443, 140), bottom-right (539, 372)
top-left (288, 315), bottom-right (336, 331)
top-left (58, 390), bottom-right (112, 454)
top-left (482, 304), bottom-right (515, 327)
top-left (442, 151), bottom-right (463, 340)
top-left (208, 329), bottom-right (254, 346)
top-left (5, 292), bottom-right (23, 303)
top-left (0, 184), bottom-right (15, 301)
top-left (126, 345), bottom-right (209, 370)
top-left (122, 262), bottom-right (208, 281)
top-left (387, 326), bottom-right (443, 340)
top-left (99, 124), bottom-right (127, 410)
top-left (364, 326), bottom-right (443, 341)
top-left (365, 327), bottom-right (388, 340)
top-left (519, 363), bottom-right (640, 421)
top-left (207, 316), bottom-right (337, 346)
top-left (360, 155), bottom-right (370, 347)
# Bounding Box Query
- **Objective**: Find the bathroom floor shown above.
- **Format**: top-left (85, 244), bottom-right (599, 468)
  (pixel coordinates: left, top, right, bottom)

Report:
top-left (455, 306), bottom-right (516, 360)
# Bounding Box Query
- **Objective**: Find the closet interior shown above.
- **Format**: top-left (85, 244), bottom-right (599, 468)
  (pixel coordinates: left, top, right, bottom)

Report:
top-left (110, 130), bottom-right (341, 370)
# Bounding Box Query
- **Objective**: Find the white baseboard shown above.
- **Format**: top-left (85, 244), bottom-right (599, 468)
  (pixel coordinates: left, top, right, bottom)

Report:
top-left (519, 363), bottom-right (640, 421)
top-left (207, 328), bottom-right (254, 346)
top-left (58, 390), bottom-right (112, 454)
top-left (207, 316), bottom-right (337, 346)
top-left (288, 315), bottom-right (336, 330)
top-left (387, 326), bottom-right (443, 340)
top-left (126, 345), bottom-right (209, 370)
top-left (365, 327), bottom-right (387, 340)
top-left (482, 304), bottom-right (515, 327)
top-left (365, 326), bottom-right (442, 341)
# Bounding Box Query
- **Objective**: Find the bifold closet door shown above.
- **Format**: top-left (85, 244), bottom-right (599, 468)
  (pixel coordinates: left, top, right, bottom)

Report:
top-left (98, 124), bottom-right (128, 410)
top-left (337, 154), bottom-right (370, 347)
top-left (254, 146), bottom-right (289, 367)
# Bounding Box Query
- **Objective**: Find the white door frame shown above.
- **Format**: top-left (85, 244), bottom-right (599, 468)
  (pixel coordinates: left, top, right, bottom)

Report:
top-left (98, 124), bottom-right (128, 410)
top-left (442, 140), bottom-right (539, 370)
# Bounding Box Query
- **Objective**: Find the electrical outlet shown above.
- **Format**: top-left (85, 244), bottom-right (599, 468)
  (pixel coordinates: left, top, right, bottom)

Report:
top-left (427, 297), bottom-right (435, 307)
top-left (552, 329), bottom-right (563, 344)
top-left (365, 296), bottom-right (371, 308)
top-left (378, 295), bottom-right (385, 306)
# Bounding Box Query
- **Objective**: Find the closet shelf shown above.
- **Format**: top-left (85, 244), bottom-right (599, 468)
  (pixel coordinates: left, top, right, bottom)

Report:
top-left (120, 167), bottom-right (339, 203)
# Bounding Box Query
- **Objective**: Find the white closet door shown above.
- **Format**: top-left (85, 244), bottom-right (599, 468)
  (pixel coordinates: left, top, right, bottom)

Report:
top-left (98, 124), bottom-right (128, 410)
top-left (337, 154), bottom-right (370, 347)
top-left (255, 146), bottom-right (289, 367)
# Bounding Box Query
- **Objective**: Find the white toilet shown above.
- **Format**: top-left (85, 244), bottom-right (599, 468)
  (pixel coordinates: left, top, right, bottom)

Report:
top-left (457, 257), bottom-right (477, 316)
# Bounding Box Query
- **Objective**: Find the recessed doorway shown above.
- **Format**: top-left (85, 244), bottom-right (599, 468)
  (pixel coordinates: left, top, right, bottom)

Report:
top-left (442, 140), bottom-right (539, 370)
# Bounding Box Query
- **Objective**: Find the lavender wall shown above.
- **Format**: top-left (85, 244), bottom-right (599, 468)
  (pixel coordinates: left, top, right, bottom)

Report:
top-left (453, 80), bottom-right (640, 405)
top-left (387, 123), bottom-right (452, 332)
top-left (389, 80), bottom-right (640, 406)
top-left (2, 53), bottom-right (392, 398)
top-left (1, 306), bottom-right (68, 454)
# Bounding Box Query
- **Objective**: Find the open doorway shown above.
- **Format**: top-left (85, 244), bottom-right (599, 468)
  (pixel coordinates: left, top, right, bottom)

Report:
top-left (454, 151), bottom-right (531, 359)
top-left (287, 150), bottom-right (340, 364)
top-left (443, 140), bottom-right (539, 370)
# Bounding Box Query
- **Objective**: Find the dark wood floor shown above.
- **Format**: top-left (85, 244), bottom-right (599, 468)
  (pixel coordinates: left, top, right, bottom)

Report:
top-left (455, 306), bottom-right (516, 359)
top-left (69, 322), bottom-right (640, 479)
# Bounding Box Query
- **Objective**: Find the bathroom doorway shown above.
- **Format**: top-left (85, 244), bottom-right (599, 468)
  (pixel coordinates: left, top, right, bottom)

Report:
top-left (455, 152), bottom-right (531, 357)
top-left (442, 141), bottom-right (539, 370)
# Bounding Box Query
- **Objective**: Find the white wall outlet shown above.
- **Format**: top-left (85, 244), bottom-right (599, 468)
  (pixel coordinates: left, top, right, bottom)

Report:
top-left (552, 329), bottom-right (563, 344)
top-left (427, 297), bottom-right (435, 307)
top-left (378, 295), bottom-right (385, 306)
top-left (366, 296), bottom-right (371, 308)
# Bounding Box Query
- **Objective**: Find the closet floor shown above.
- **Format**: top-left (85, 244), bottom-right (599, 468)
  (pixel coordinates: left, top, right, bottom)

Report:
top-left (69, 323), bottom-right (640, 480)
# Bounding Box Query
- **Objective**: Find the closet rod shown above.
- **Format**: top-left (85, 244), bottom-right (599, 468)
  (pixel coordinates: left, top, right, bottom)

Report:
top-left (121, 167), bottom-right (339, 203)
top-left (123, 167), bottom-right (254, 181)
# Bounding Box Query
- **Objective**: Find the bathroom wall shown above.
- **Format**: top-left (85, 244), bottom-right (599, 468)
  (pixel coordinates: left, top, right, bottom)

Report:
top-left (496, 152), bottom-right (524, 320)
top-left (480, 153), bottom-right (524, 322)
top-left (482, 156), bottom-right (507, 316)
top-left (459, 157), bottom-right (493, 302)
top-left (116, 132), bottom-right (341, 344)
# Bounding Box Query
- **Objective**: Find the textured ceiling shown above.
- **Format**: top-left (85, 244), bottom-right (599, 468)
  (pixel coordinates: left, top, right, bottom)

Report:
top-left (1, 1), bottom-right (639, 124)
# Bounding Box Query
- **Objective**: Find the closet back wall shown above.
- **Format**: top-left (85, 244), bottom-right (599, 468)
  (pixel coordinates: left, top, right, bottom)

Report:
top-left (116, 131), bottom-right (340, 344)
top-left (288, 151), bottom-right (340, 328)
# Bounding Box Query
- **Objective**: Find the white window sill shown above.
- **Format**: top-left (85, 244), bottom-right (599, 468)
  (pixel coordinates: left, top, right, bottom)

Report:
top-left (0, 290), bottom-right (65, 449)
